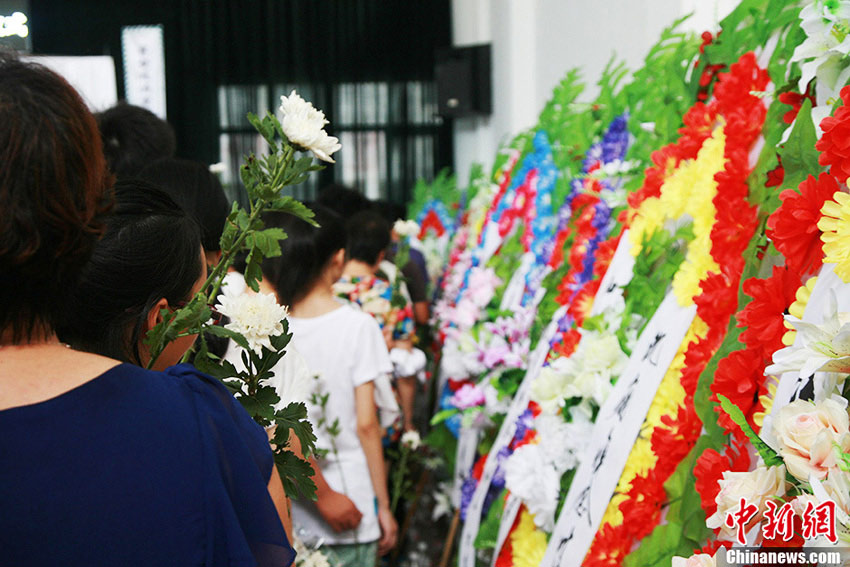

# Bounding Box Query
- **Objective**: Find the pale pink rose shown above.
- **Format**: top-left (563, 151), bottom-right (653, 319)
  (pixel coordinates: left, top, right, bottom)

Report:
top-left (450, 383), bottom-right (486, 410)
top-left (822, 467), bottom-right (850, 517)
top-left (706, 466), bottom-right (787, 542)
top-left (773, 398), bottom-right (850, 481)
top-left (671, 553), bottom-right (716, 567)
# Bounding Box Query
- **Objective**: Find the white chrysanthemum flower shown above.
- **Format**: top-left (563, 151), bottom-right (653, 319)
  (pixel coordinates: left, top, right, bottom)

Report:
top-left (216, 291), bottom-right (289, 354)
top-left (535, 413), bottom-right (593, 474)
top-left (393, 219), bottom-right (420, 238)
top-left (401, 430), bottom-right (422, 450)
top-left (503, 443), bottom-right (561, 530)
top-left (292, 537), bottom-right (332, 567)
top-left (279, 90), bottom-right (341, 163)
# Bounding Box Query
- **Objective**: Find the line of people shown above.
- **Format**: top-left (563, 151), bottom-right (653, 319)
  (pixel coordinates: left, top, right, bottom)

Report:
top-left (0, 51), bottom-right (429, 567)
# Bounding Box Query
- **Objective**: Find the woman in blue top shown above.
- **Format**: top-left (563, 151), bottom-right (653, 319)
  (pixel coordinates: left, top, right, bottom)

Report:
top-left (0, 52), bottom-right (294, 566)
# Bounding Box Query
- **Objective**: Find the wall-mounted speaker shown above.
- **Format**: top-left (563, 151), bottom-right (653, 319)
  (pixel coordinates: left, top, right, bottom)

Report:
top-left (435, 43), bottom-right (491, 118)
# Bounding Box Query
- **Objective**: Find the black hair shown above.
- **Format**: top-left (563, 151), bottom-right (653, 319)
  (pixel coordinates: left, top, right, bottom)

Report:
top-left (263, 204), bottom-right (346, 307)
top-left (137, 158), bottom-right (230, 252)
top-left (0, 50), bottom-right (113, 343)
top-left (95, 102), bottom-right (176, 178)
top-left (58, 179), bottom-right (202, 365)
top-left (316, 183), bottom-right (369, 218)
top-left (345, 210), bottom-right (391, 265)
top-left (371, 199), bottom-right (406, 225)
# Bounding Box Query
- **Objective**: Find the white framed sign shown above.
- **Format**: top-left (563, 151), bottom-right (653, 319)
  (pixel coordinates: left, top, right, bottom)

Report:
top-left (122, 25), bottom-right (167, 119)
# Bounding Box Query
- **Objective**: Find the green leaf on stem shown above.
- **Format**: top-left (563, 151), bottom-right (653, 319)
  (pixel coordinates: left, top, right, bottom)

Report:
top-left (430, 408), bottom-right (459, 426)
top-left (717, 394), bottom-right (783, 467)
top-left (274, 449), bottom-right (317, 501)
top-left (777, 99), bottom-right (822, 194)
top-left (238, 385), bottom-right (281, 424)
top-left (275, 402), bottom-right (318, 459)
top-left (204, 324), bottom-right (251, 352)
top-left (269, 197), bottom-right (318, 226)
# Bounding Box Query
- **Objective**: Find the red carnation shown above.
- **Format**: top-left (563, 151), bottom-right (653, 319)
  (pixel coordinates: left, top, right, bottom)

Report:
top-left (584, 523), bottom-right (630, 567)
top-left (736, 266), bottom-right (802, 355)
top-left (694, 269), bottom-right (741, 340)
top-left (779, 88), bottom-right (815, 125)
top-left (620, 470), bottom-right (668, 539)
top-left (694, 440), bottom-right (750, 518)
top-left (551, 328), bottom-right (581, 359)
top-left (766, 159), bottom-right (785, 187)
top-left (593, 234), bottom-right (621, 278)
top-left (680, 334), bottom-right (722, 395)
top-left (816, 85), bottom-right (850, 183)
top-left (767, 172), bottom-right (838, 276)
top-left (710, 347), bottom-right (764, 434)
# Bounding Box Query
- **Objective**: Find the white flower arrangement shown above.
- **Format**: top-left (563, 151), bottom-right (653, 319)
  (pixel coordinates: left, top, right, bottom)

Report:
top-left (279, 90), bottom-right (341, 163)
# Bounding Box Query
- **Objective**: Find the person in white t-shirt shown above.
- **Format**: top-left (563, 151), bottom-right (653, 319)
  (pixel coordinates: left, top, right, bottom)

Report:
top-left (262, 205), bottom-right (398, 567)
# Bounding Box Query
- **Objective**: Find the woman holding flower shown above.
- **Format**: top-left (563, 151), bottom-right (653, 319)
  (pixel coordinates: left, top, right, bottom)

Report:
top-left (0, 52), bottom-right (293, 566)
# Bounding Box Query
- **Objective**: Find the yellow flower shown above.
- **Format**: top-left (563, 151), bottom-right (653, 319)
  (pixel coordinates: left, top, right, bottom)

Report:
top-left (511, 509), bottom-right (549, 567)
top-left (819, 191), bottom-right (850, 282)
top-left (752, 377), bottom-right (778, 431)
top-left (783, 276), bottom-right (818, 345)
top-left (628, 125), bottom-right (727, 305)
top-left (629, 197), bottom-right (666, 255)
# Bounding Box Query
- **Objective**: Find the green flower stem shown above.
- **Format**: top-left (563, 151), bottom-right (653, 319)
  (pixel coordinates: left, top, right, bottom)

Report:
top-left (391, 446), bottom-right (410, 514)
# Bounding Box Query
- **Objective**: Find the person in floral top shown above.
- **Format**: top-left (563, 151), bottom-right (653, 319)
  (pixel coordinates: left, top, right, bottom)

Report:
top-left (334, 210), bottom-right (425, 432)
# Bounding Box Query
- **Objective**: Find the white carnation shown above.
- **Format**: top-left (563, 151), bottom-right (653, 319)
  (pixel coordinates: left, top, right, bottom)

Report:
top-left (215, 291), bottom-right (289, 355)
top-left (503, 443), bottom-right (561, 530)
top-left (279, 90), bottom-right (341, 163)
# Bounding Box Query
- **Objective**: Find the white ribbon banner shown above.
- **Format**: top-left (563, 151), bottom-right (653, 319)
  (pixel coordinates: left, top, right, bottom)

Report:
top-left (541, 291), bottom-right (696, 567)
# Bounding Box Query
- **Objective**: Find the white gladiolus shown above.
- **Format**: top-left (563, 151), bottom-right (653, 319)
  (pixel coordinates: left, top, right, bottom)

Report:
top-left (216, 291), bottom-right (289, 355)
top-left (279, 90), bottom-right (341, 163)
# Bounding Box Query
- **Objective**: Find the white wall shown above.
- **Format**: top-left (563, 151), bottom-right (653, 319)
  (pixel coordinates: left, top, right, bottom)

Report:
top-left (451, 0), bottom-right (739, 186)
